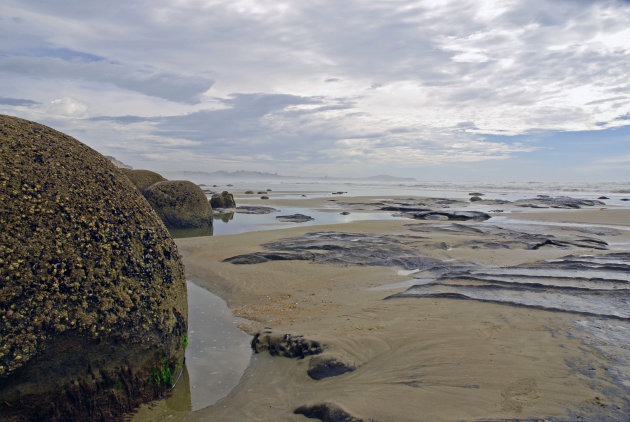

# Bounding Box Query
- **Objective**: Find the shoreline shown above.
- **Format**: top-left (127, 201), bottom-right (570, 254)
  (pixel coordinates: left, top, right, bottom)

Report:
top-left (143, 196), bottom-right (630, 420)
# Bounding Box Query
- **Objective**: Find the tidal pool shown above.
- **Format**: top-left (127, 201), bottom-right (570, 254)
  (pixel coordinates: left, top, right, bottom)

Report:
top-left (131, 282), bottom-right (252, 420)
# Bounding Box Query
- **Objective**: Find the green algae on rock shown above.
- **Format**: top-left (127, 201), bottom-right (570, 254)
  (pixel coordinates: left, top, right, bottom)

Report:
top-left (120, 168), bottom-right (167, 192)
top-left (0, 115), bottom-right (188, 421)
top-left (143, 180), bottom-right (213, 229)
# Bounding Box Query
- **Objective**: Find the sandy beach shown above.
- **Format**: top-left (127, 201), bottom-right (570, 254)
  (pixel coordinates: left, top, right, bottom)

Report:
top-left (140, 195), bottom-right (629, 422)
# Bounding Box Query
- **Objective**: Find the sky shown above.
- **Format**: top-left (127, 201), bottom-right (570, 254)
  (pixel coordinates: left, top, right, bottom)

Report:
top-left (1, 0), bottom-right (629, 182)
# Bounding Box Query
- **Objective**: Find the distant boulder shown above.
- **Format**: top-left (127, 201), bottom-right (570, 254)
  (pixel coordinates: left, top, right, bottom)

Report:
top-left (0, 115), bottom-right (187, 421)
top-left (121, 168), bottom-right (167, 191)
top-left (143, 180), bottom-right (213, 229)
top-left (210, 191), bottom-right (236, 209)
top-left (105, 155), bottom-right (132, 169)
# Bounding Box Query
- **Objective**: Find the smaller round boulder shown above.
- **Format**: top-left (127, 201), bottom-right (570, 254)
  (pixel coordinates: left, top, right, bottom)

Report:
top-left (143, 180), bottom-right (213, 229)
top-left (210, 191), bottom-right (236, 209)
top-left (121, 168), bottom-right (166, 191)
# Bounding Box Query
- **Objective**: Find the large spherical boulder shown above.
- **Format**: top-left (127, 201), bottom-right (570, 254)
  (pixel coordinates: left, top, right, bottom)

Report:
top-left (143, 180), bottom-right (213, 229)
top-left (210, 190), bottom-right (236, 209)
top-left (0, 115), bottom-right (188, 421)
top-left (120, 168), bottom-right (166, 192)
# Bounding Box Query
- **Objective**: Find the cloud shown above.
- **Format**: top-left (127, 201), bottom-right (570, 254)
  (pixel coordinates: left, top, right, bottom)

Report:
top-left (0, 96), bottom-right (39, 106)
top-left (48, 97), bottom-right (88, 117)
top-left (1, 0), bottom-right (630, 180)
top-left (0, 56), bottom-right (213, 104)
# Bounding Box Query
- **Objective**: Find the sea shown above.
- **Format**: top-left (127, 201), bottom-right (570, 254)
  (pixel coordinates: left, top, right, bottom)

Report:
top-left (165, 176), bottom-right (630, 236)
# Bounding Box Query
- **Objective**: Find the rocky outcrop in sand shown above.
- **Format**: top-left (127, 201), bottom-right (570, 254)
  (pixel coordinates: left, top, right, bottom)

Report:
top-left (251, 329), bottom-right (323, 358)
top-left (0, 115), bottom-right (188, 421)
top-left (143, 180), bottom-right (213, 229)
top-left (515, 195), bottom-right (605, 209)
top-left (307, 354), bottom-right (356, 380)
top-left (294, 403), bottom-right (364, 422)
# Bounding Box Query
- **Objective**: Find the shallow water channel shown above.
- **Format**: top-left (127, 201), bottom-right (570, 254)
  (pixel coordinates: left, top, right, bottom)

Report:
top-left (132, 282), bottom-right (251, 420)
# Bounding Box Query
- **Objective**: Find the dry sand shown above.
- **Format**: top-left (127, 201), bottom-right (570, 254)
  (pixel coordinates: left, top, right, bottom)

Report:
top-left (149, 203), bottom-right (630, 421)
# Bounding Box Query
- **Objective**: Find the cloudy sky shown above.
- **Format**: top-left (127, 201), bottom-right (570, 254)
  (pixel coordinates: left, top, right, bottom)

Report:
top-left (1, 0), bottom-right (629, 181)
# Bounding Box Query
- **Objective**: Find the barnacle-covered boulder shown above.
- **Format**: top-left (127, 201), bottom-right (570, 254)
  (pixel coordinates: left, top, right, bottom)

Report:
top-left (0, 115), bottom-right (188, 421)
top-left (120, 168), bottom-right (167, 192)
top-left (143, 180), bottom-right (213, 229)
top-left (210, 190), bottom-right (236, 209)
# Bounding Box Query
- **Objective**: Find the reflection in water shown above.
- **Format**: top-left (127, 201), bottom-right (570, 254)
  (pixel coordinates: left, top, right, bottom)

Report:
top-left (215, 212), bottom-right (234, 223)
top-left (168, 226), bottom-right (214, 238)
top-left (213, 206), bottom-right (408, 236)
top-left (131, 282), bottom-right (252, 420)
top-left (185, 281), bottom-right (252, 410)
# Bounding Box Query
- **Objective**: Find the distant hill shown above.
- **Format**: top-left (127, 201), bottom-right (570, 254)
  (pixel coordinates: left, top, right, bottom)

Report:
top-left (166, 170), bottom-right (416, 182)
top-left (363, 174), bottom-right (417, 182)
top-left (171, 170), bottom-right (289, 180)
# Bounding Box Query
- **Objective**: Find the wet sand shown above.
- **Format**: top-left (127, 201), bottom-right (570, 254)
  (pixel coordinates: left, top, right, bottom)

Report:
top-left (171, 202), bottom-right (630, 421)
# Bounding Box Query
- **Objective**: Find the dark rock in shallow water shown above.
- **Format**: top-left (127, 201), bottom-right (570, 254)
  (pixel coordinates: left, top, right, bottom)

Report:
top-left (515, 196), bottom-right (605, 209)
top-left (408, 210), bottom-right (491, 221)
top-left (381, 205), bottom-right (432, 213)
top-left (380, 203), bottom-right (490, 221)
top-left (120, 168), bottom-right (166, 191)
top-left (598, 196), bottom-right (609, 200)
top-left (143, 180), bottom-right (213, 229)
top-left (469, 196), bottom-right (482, 202)
top-left (0, 115), bottom-right (187, 421)
top-left (235, 205), bottom-right (278, 214)
top-left (294, 403), bottom-right (364, 422)
top-left (210, 190), bottom-right (236, 209)
top-left (276, 213), bottom-right (315, 223)
top-left (251, 330), bottom-right (323, 358)
top-left (308, 354), bottom-right (356, 380)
